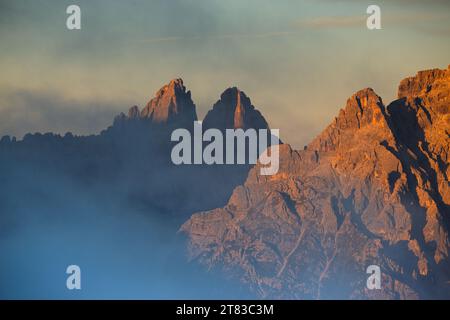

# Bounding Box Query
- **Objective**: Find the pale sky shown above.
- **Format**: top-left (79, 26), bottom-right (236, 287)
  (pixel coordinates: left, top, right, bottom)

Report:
top-left (1, 0), bottom-right (449, 148)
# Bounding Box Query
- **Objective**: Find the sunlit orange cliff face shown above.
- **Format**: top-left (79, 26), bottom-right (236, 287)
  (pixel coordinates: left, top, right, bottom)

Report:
top-left (181, 66), bottom-right (450, 299)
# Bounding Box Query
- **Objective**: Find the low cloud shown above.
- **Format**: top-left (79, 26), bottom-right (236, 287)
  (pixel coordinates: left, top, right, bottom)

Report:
top-left (0, 87), bottom-right (126, 139)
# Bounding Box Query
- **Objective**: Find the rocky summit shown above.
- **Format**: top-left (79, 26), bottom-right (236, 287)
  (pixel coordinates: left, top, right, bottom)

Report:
top-left (180, 66), bottom-right (450, 299)
top-left (203, 87), bottom-right (269, 131)
top-left (140, 78), bottom-right (198, 126)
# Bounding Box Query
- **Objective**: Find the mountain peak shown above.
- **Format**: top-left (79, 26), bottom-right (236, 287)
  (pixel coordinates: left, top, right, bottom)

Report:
top-left (398, 66), bottom-right (450, 100)
top-left (169, 77), bottom-right (184, 87)
top-left (390, 65), bottom-right (449, 133)
top-left (203, 87), bottom-right (269, 131)
top-left (140, 78), bottom-right (197, 125)
top-left (346, 88), bottom-right (386, 126)
top-left (308, 87), bottom-right (387, 152)
top-left (349, 87), bottom-right (382, 109)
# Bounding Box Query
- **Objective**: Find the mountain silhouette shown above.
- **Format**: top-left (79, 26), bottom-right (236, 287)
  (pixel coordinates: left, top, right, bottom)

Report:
top-left (203, 87), bottom-right (269, 131)
top-left (0, 79), bottom-right (272, 223)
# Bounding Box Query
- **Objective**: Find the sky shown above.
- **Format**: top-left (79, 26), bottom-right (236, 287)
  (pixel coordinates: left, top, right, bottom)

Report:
top-left (0, 0), bottom-right (449, 148)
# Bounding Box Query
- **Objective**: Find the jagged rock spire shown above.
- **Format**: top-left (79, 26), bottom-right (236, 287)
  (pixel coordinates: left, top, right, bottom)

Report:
top-left (203, 87), bottom-right (269, 131)
top-left (140, 78), bottom-right (197, 125)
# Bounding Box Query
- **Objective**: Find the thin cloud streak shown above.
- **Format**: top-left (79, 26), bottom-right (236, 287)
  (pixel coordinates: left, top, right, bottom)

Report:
top-left (139, 12), bottom-right (449, 44)
top-left (297, 16), bottom-right (365, 28)
top-left (294, 12), bottom-right (450, 30)
top-left (139, 31), bottom-right (297, 43)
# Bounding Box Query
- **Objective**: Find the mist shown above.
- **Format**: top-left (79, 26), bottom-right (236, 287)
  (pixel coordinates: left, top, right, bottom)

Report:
top-left (0, 127), bottom-right (252, 299)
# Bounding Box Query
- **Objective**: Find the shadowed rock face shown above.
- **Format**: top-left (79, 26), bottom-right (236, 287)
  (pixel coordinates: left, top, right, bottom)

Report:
top-left (0, 78), bottom-right (270, 299)
top-left (128, 105), bottom-right (140, 119)
top-left (0, 79), bottom-right (271, 223)
top-left (203, 87), bottom-right (269, 131)
top-left (181, 66), bottom-right (450, 299)
top-left (104, 81), bottom-right (274, 219)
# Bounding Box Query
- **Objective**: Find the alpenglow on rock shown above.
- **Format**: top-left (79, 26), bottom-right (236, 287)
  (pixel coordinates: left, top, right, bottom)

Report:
top-left (140, 78), bottom-right (198, 126)
top-left (181, 65), bottom-right (450, 299)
